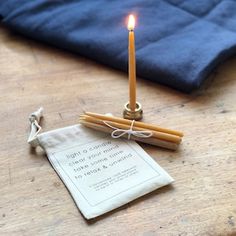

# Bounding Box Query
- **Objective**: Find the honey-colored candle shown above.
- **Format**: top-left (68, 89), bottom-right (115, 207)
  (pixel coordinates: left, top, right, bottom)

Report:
top-left (127, 14), bottom-right (136, 111)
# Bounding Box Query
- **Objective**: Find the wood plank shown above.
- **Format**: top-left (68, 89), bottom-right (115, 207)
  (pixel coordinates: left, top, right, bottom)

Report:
top-left (0, 25), bottom-right (235, 236)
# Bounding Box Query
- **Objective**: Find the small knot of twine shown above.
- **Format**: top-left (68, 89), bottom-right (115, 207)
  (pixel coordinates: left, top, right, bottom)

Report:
top-left (28, 107), bottom-right (43, 138)
top-left (29, 107), bottom-right (43, 123)
top-left (31, 119), bottom-right (42, 137)
top-left (103, 120), bottom-right (152, 140)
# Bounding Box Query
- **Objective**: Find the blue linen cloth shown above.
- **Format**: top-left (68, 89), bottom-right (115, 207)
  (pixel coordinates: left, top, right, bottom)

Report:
top-left (1, 0), bottom-right (236, 92)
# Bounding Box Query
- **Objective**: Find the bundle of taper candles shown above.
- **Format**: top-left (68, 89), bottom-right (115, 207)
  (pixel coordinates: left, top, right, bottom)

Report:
top-left (79, 15), bottom-right (184, 150)
top-left (79, 112), bottom-right (184, 150)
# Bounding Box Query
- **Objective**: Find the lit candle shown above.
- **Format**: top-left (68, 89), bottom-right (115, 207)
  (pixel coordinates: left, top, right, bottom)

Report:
top-left (127, 14), bottom-right (136, 112)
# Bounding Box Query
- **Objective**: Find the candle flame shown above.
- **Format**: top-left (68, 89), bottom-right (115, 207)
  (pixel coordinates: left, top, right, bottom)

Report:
top-left (127, 14), bottom-right (135, 31)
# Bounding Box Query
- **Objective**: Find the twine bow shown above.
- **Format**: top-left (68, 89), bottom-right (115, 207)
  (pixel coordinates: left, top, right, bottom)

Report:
top-left (103, 120), bottom-right (153, 140)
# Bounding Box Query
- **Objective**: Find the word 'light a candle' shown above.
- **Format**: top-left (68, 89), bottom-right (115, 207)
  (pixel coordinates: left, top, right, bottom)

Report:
top-left (127, 14), bottom-right (136, 112)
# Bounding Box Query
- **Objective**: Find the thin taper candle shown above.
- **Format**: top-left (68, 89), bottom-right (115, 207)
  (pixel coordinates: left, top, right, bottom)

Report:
top-left (128, 14), bottom-right (136, 111)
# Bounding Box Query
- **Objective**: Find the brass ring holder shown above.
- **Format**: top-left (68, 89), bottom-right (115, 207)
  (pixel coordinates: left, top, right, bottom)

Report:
top-left (123, 102), bottom-right (143, 121)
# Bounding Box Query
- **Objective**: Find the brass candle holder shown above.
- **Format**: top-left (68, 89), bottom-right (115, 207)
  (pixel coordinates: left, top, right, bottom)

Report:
top-left (123, 102), bottom-right (143, 121)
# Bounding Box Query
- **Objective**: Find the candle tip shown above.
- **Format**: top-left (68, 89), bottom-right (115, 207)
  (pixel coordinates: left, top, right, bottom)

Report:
top-left (127, 14), bottom-right (135, 31)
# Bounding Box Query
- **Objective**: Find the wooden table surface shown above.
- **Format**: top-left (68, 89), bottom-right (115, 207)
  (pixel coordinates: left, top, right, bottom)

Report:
top-left (0, 25), bottom-right (235, 236)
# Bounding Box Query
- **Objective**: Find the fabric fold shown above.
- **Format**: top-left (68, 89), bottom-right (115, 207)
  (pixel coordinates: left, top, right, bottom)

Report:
top-left (1, 0), bottom-right (236, 92)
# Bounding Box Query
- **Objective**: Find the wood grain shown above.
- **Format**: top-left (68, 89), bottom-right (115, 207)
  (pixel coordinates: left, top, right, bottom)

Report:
top-left (0, 25), bottom-right (235, 236)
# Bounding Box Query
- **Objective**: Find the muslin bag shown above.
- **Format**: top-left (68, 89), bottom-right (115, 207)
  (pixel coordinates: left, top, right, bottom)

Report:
top-left (28, 108), bottom-right (174, 219)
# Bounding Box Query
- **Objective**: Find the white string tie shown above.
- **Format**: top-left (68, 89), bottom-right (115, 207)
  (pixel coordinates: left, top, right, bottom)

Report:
top-left (28, 107), bottom-right (43, 147)
top-left (103, 120), bottom-right (153, 140)
top-left (31, 120), bottom-right (42, 138)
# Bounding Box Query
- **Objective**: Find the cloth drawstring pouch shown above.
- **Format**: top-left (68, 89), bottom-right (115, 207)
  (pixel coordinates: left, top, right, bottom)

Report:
top-left (28, 108), bottom-right (173, 219)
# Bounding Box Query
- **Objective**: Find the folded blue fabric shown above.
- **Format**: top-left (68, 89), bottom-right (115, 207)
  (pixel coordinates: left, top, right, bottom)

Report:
top-left (1, 0), bottom-right (236, 92)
